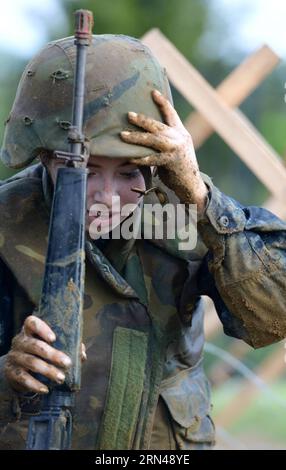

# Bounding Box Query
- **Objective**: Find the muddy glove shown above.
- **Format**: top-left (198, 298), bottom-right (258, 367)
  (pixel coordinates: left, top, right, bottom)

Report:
top-left (120, 89), bottom-right (209, 214)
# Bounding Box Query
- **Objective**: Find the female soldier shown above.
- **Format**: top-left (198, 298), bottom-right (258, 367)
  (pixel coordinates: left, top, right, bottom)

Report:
top-left (0, 34), bottom-right (286, 450)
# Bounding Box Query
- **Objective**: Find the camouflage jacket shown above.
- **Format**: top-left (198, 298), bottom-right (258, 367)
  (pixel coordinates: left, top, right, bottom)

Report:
top-left (0, 163), bottom-right (286, 450)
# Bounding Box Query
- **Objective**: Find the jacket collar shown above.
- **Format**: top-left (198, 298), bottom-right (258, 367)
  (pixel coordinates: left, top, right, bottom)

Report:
top-left (0, 167), bottom-right (142, 305)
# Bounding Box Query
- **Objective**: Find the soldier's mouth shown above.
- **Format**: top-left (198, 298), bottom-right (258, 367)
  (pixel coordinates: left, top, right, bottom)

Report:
top-left (87, 211), bottom-right (122, 228)
top-left (87, 211), bottom-right (120, 218)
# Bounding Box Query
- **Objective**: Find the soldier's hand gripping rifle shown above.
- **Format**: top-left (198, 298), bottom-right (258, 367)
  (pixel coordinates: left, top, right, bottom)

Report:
top-left (26, 10), bottom-right (94, 450)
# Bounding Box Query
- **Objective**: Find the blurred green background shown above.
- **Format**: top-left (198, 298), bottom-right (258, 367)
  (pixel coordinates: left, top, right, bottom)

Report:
top-left (0, 0), bottom-right (285, 449)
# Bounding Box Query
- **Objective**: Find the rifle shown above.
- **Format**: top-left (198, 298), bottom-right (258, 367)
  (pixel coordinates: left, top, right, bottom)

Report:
top-left (26, 9), bottom-right (94, 450)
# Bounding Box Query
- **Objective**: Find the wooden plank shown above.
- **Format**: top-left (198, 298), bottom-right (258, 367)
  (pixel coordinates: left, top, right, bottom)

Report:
top-left (142, 29), bottom-right (286, 201)
top-left (184, 45), bottom-right (280, 149)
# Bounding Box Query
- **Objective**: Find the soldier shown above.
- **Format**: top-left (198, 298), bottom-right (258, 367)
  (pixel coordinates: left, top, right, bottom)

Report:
top-left (0, 34), bottom-right (286, 450)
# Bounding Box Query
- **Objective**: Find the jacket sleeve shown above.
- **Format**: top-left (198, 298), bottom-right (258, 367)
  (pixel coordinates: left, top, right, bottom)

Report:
top-left (0, 258), bottom-right (14, 356)
top-left (0, 258), bottom-right (15, 420)
top-left (0, 258), bottom-right (42, 424)
top-left (0, 355), bottom-right (16, 421)
top-left (197, 176), bottom-right (286, 348)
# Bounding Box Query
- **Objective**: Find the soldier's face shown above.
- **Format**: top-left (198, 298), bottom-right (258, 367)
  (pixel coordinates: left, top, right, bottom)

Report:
top-left (85, 155), bottom-right (146, 234)
top-left (47, 155), bottom-right (146, 235)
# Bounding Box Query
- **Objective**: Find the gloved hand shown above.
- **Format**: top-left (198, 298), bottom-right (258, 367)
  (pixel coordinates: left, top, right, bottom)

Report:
top-left (120, 89), bottom-right (208, 214)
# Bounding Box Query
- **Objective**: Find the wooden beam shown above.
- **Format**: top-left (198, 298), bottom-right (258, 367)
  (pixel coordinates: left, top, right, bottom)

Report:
top-left (142, 29), bottom-right (286, 202)
top-left (264, 196), bottom-right (286, 219)
top-left (184, 45), bottom-right (280, 149)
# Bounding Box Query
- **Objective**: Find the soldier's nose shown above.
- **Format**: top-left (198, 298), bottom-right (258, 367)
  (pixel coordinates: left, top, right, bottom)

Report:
top-left (94, 179), bottom-right (118, 207)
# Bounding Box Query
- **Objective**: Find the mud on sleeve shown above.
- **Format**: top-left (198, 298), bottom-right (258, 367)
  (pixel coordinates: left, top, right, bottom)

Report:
top-left (197, 179), bottom-right (286, 348)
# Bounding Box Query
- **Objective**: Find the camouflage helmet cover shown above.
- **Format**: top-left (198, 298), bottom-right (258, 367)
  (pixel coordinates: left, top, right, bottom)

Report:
top-left (1, 34), bottom-right (173, 169)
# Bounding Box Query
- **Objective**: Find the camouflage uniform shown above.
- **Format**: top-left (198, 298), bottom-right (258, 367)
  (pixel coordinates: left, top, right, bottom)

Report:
top-left (0, 35), bottom-right (286, 450)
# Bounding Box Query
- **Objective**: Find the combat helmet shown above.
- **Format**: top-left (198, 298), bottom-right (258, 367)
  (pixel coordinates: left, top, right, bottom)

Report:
top-left (0, 34), bottom-right (173, 183)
